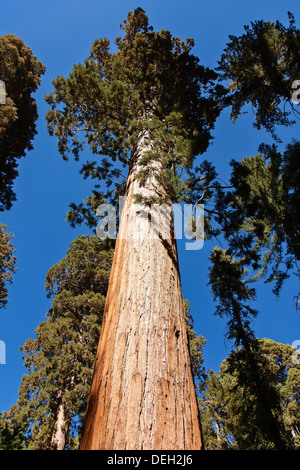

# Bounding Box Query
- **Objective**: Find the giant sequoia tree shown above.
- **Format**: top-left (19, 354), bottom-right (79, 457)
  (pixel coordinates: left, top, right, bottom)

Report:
top-left (46, 9), bottom-right (221, 449)
top-left (217, 12), bottom-right (300, 140)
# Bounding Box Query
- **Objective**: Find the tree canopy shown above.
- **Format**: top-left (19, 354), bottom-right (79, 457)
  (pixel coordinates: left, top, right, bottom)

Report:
top-left (200, 338), bottom-right (300, 449)
top-left (217, 12), bottom-right (300, 140)
top-left (46, 8), bottom-right (224, 225)
top-left (208, 12), bottom-right (300, 331)
top-left (0, 34), bottom-right (45, 211)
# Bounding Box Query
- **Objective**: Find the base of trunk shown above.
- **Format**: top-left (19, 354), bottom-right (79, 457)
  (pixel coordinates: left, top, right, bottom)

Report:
top-left (79, 233), bottom-right (203, 449)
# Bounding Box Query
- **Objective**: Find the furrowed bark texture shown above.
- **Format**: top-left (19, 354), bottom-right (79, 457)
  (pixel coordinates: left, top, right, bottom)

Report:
top-left (79, 133), bottom-right (203, 450)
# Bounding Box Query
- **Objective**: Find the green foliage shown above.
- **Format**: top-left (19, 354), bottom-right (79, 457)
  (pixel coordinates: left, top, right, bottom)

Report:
top-left (45, 8), bottom-right (223, 226)
top-left (211, 139), bottom-right (300, 304)
top-left (0, 34), bottom-right (45, 210)
top-left (0, 406), bottom-right (26, 450)
top-left (199, 370), bottom-right (232, 449)
top-left (217, 12), bottom-right (300, 140)
top-left (185, 300), bottom-right (207, 396)
top-left (0, 223), bottom-right (16, 309)
top-left (208, 246), bottom-right (257, 346)
top-left (207, 13), bottom-right (300, 396)
top-left (201, 338), bottom-right (300, 449)
top-left (10, 235), bottom-right (114, 450)
top-left (207, 250), bottom-right (291, 449)
top-left (212, 12), bottom-right (300, 301)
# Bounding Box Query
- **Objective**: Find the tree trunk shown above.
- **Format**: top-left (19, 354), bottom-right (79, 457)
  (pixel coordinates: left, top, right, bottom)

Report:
top-left (79, 132), bottom-right (203, 450)
top-left (51, 400), bottom-right (67, 450)
top-left (215, 420), bottom-right (221, 449)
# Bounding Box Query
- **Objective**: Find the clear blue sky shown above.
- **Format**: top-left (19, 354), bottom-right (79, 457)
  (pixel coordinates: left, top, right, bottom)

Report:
top-left (0, 0), bottom-right (299, 413)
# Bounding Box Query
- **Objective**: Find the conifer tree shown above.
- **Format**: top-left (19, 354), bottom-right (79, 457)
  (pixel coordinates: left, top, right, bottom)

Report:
top-left (0, 35), bottom-right (45, 210)
top-left (208, 247), bottom-right (290, 449)
top-left (213, 13), bottom-right (299, 291)
top-left (46, 8), bottom-right (221, 450)
top-left (212, 141), bottom-right (300, 300)
top-left (209, 12), bottom-right (300, 354)
top-left (0, 406), bottom-right (26, 450)
top-left (201, 338), bottom-right (300, 449)
top-left (203, 16), bottom-right (299, 448)
top-left (13, 235), bottom-right (114, 450)
top-left (217, 12), bottom-right (300, 140)
top-left (185, 301), bottom-right (207, 399)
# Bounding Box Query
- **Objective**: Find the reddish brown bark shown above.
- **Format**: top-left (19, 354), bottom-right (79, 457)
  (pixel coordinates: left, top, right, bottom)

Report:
top-left (79, 135), bottom-right (203, 450)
